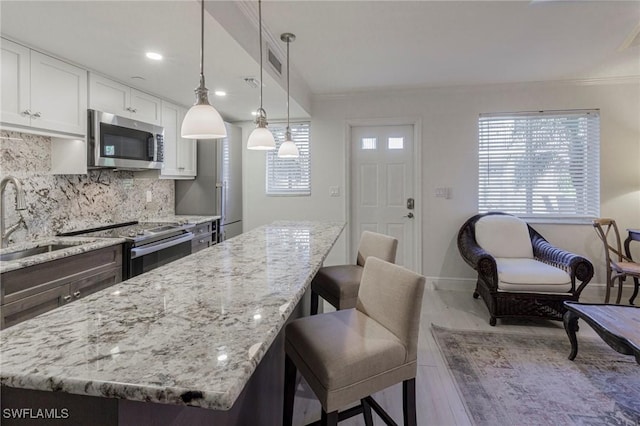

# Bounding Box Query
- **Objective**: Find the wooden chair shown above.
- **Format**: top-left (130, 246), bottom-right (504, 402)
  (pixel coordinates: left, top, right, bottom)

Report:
top-left (458, 212), bottom-right (594, 325)
top-left (310, 231), bottom-right (398, 315)
top-left (284, 257), bottom-right (426, 426)
top-left (592, 218), bottom-right (640, 304)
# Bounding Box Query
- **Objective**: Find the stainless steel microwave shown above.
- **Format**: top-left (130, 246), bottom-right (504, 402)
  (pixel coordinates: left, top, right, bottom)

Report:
top-left (87, 109), bottom-right (164, 170)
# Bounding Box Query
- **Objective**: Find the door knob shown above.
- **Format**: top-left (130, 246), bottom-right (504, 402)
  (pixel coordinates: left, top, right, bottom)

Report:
top-left (403, 212), bottom-right (414, 218)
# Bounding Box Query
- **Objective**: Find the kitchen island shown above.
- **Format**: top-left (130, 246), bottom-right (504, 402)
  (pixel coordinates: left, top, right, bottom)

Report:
top-left (1, 221), bottom-right (344, 425)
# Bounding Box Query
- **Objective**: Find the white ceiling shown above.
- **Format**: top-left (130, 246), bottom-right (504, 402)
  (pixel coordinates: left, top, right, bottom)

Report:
top-left (1, 1), bottom-right (639, 122)
top-left (260, 0), bottom-right (640, 94)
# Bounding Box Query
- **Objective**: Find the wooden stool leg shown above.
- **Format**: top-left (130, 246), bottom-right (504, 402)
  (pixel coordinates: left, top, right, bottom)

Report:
top-left (616, 276), bottom-right (624, 304)
top-left (311, 290), bottom-right (319, 315)
top-left (361, 398), bottom-right (373, 426)
top-left (283, 354), bottom-right (297, 426)
top-left (403, 378), bottom-right (416, 426)
top-left (321, 410), bottom-right (338, 426)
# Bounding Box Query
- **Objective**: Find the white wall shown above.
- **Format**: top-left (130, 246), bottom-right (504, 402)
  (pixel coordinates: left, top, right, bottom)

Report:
top-left (243, 78), bottom-right (640, 283)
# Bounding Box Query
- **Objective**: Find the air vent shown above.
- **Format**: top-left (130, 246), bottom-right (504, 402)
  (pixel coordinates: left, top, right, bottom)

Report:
top-left (244, 77), bottom-right (260, 88)
top-left (267, 45), bottom-right (282, 75)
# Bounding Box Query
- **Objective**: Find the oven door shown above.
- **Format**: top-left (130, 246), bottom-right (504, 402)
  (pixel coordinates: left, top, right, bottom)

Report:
top-left (128, 233), bottom-right (193, 278)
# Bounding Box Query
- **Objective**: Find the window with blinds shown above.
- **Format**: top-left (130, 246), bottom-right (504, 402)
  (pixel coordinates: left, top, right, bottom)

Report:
top-left (266, 122), bottom-right (311, 196)
top-left (478, 110), bottom-right (600, 220)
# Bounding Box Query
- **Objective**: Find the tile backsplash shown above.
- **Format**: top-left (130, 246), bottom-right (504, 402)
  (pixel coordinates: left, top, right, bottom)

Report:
top-left (0, 130), bottom-right (174, 243)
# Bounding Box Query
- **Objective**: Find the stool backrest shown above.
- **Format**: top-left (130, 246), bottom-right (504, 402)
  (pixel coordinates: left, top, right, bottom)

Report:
top-left (592, 218), bottom-right (630, 266)
top-left (356, 231), bottom-right (398, 267)
top-left (356, 257), bottom-right (426, 362)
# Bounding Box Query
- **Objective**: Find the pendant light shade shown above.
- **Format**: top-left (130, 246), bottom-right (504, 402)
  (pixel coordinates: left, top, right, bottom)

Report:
top-left (247, 0), bottom-right (275, 150)
top-left (278, 32), bottom-right (299, 158)
top-left (181, 0), bottom-right (227, 139)
top-left (247, 109), bottom-right (276, 150)
top-left (278, 127), bottom-right (299, 158)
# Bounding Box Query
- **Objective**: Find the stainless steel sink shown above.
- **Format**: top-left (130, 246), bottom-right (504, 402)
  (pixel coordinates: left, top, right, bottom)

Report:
top-left (0, 243), bottom-right (81, 262)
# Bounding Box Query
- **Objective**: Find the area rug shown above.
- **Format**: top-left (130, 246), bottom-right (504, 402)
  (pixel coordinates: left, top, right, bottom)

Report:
top-left (431, 325), bottom-right (640, 426)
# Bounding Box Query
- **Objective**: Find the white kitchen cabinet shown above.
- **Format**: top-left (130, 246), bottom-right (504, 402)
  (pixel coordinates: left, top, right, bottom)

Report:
top-left (160, 101), bottom-right (197, 179)
top-left (89, 73), bottom-right (162, 125)
top-left (1, 38), bottom-right (87, 136)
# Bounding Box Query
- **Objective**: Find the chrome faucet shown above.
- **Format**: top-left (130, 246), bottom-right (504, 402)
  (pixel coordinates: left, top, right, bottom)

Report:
top-left (1, 176), bottom-right (27, 248)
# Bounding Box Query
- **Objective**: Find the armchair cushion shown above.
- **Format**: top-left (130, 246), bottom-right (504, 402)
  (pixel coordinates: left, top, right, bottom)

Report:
top-left (495, 258), bottom-right (572, 293)
top-left (475, 215), bottom-right (534, 259)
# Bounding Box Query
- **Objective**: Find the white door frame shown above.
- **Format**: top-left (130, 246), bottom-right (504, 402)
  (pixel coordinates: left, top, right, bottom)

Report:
top-left (344, 117), bottom-right (423, 274)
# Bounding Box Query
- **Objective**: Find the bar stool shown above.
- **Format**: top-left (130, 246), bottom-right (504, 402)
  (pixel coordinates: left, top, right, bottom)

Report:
top-left (284, 257), bottom-right (426, 426)
top-left (310, 231), bottom-right (398, 315)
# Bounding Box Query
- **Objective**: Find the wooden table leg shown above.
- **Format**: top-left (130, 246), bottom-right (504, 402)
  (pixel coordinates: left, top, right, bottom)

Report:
top-left (624, 233), bottom-right (640, 305)
top-left (563, 310), bottom-right (580, 361)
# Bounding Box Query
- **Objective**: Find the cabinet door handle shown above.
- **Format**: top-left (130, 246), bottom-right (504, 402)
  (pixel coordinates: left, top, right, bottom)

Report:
top-left (21, 109), bottom-right (32, 117)
top-left (130, 108), bottom-right (137, 113)
top-left (32, 112), bottom-right (41, 118)
top-left (199, 239), bottom-right (205, 244)
top-left (63, 295), bottom-right (72, 302)
top-left (73, 291), bottom-right (81, 298)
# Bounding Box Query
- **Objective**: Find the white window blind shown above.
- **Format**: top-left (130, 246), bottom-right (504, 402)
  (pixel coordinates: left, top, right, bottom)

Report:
top-left (266, 122), bottom-right (311, 196)
top-left (478, 110), bottom-right (600, 219)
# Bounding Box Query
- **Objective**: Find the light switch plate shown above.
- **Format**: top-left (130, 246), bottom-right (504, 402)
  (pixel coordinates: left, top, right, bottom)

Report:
top-left (330, 186), bottom-right (341, 197)
top-left (146, 190), bottom-right (152, 203)
top-left (435, 187), bottom-right (451, 199)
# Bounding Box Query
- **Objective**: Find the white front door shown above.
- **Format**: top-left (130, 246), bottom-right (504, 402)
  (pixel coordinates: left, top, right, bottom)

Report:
top-left (350, 124), bottom-right (417, 271)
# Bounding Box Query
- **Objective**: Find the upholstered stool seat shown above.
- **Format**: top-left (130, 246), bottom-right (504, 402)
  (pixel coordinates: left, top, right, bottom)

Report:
top-left (311, 231), bottom-right (397, 315)
top-left (284, 257), bottom-right (425, 426)
top-left (311, 266), bottom-right (363, 310)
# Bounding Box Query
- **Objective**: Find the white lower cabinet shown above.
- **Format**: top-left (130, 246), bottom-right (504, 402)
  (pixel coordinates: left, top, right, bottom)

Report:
top-left (160, 101), bottom-right (197, 179)
top-left (1, 38), bottom-right (87, 136)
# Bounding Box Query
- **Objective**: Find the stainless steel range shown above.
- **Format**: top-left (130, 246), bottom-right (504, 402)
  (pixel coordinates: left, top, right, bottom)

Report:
top-left (59, 221), bottom-right (194, 279)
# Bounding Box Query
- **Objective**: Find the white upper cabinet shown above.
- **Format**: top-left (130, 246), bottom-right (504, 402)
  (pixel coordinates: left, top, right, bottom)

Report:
top-left (160, 101), bottom-right (196, 179)
top-left (89, 73), bottom-right (161, 125)
top-left (1, 39), bottom-right (87, 136)
top-left (1, 40), bottom-right (30, 126)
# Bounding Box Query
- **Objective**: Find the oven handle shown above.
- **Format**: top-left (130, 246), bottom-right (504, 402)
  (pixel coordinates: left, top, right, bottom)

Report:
top-left (130, 233), bottom-right (194, 259)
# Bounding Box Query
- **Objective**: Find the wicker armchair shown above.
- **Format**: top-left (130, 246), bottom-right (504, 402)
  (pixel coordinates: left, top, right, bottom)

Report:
top-left (457, 212), bottom-right (594, 326)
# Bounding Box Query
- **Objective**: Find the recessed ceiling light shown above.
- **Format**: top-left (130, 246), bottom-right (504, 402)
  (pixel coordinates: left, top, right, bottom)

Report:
top-left (214, 90), bottom-right (227, 97)
top-left (145, 52), bottom-right (163, 61)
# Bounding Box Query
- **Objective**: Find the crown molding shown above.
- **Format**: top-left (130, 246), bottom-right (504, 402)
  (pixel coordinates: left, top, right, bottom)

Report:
top-left (312, 75), bottom-right (640, 101)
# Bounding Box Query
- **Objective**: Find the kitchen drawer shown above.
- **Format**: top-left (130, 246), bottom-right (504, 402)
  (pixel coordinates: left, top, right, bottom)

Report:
top-left (1, 284), bottom-right (69, 329)
top-left (1, 245), bottom-right (123, 329)
top-left (192, 221), bottom-right (215, 236)
top-left (1, 244), bottom-right (122, 304)
top-left (191, 232), bottom-right (214, 253)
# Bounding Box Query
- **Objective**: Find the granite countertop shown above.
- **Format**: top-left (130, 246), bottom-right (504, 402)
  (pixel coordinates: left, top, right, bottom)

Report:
top-left (0, 221), bottom-right (344, 410)
top-left (144, 215), bottom-right (221, 225)
top-left (0, 237), bottom-right (126, 274)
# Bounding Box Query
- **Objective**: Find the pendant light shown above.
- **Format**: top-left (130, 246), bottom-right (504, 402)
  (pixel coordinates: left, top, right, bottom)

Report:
top-left (278, 33), bottom-right (299, 158)
top-left (181, 0), bottom-right (227, 139)
top-left (247, 0), bottom-right (276, 150)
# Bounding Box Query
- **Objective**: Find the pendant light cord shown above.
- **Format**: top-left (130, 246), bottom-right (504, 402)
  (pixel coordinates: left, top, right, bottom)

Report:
top-left (259, 0), bottom-right (264, 111)
top-left (286, 38), bottom-right (290, 129)
top-left (200, 0), bottom-right (204, 79)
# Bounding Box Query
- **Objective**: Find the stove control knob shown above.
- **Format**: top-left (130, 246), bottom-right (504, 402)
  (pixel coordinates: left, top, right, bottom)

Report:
top-left (137, 230), bottom-right (145, 235)
top-left (128, 232), bottom-right (136, 237)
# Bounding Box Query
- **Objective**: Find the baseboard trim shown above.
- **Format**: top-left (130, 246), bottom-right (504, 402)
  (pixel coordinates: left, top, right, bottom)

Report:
top-left (426, 276), bottom-right (636, 302)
